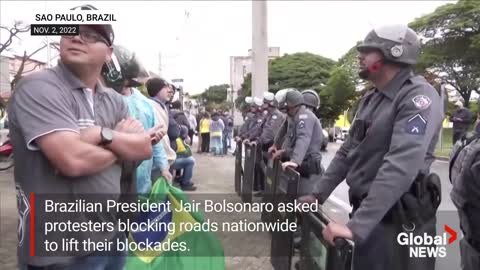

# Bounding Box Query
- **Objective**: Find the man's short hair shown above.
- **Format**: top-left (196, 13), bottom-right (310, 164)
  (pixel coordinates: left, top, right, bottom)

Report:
top-left (146, 77), bottom-right (168, 97)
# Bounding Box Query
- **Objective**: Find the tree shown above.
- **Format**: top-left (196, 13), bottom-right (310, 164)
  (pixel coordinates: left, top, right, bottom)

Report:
top-left (0, 21), bottom-right (30, 54)
top-left (10, 42), bottom-right (57, 89)
top-left (235, 52), bottom-right (336, 110)
top-left (1, 21), bottom-right (59, 89)
top-left (317, 66), bottom-right (357, 127)
top-left (234, 73), bottom-right (251, 112)
top-left (409, 0), bottom-right (480, 107)
top-left (191, 84), bottom-right (229, 111)
top-left (337, 42), bottom-right (367, 91)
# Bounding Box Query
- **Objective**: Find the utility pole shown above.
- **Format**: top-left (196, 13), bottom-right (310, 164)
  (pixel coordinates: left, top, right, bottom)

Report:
top-left (251, 0), bottom-right (268, 99)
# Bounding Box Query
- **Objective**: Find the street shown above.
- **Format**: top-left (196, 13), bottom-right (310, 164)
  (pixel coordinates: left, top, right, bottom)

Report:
top-left (0, 141), bottom-right (461, 269)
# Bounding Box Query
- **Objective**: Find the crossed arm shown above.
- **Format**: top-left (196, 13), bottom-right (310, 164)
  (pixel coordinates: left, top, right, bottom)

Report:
top-left (36, 123), bottom-right (152, 177)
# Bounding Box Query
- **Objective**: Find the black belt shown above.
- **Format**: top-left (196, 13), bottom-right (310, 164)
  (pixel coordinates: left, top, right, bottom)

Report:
top-left (350, 194), bottom-right (395, 224)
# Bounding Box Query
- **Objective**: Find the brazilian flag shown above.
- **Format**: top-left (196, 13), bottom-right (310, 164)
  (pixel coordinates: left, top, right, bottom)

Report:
top-left (125, 179), bottom-right (225, 270)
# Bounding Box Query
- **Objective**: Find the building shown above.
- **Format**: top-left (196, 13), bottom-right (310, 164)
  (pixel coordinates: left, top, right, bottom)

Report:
top-left (229, 47), bottom-right (281, 124)
top-left (0, 54), bottom-right (47, 104)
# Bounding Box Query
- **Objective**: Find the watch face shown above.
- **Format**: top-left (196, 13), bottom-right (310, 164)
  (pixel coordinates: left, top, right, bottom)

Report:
top-left (102, 128), bottom-right (113, 142)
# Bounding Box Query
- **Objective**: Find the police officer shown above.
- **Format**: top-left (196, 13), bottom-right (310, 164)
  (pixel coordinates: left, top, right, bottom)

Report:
top-left (235, 96), bottom-right (254, 142)
top-left (248, 92), bottom-right (286, 195)
top-left (300, 25), bottom-right (444, 270)
top-left (302, 89), bottom-right (320, 112)
top-left (450, 132), bottom-right (480, 270)
top-left (269, 88), bottom-right (295, 159)
top-left (249, 92), bottom-right (285, 149)
top-left (242, 97), bottom-right (265, 144)
top-left (280, 90), bottom-right (324, 196)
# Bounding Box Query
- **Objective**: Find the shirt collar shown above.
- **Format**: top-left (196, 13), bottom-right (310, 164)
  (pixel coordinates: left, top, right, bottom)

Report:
top-left (54, 60), bottom-right (107, 94)
top-left (377, 67), bottom-right (414, 100)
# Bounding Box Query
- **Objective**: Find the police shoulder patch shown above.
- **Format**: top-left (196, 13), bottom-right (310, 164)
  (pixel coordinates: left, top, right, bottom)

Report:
top-left (412, 95), bottom-right (432, 110)
top-left (405, 114), bottom-right (427, 135)
top-left (299, 114), bottom-right (308, 120)
top-left (272, 115), bottom-right (278, 120)
top-left (298, 120), bottom-right (305, 129)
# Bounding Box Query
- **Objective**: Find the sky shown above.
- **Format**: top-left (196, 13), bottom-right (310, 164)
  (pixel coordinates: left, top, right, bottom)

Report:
top-left (0, 0), bottom-right (456, 95)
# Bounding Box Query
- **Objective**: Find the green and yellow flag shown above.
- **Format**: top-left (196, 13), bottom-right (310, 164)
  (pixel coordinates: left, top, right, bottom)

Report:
top-left (125, 179), bottom-right (225, 270)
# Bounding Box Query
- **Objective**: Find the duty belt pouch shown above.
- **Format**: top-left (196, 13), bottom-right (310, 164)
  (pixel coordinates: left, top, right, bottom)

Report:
top-left (393, 173), bottom-right (442, 228)
top-left (297, 156), bottom-right (322, 178)
top-left (297, 161), bottom-right (311, 178)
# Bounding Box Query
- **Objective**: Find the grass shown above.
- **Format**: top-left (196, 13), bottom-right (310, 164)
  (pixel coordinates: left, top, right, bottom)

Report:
top-left (435, 128), bottom-right (453, 158)
top-left (435, 128), bottom-right (453, 159)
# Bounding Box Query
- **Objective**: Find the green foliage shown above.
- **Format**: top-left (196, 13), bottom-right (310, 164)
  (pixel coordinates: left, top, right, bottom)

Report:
top-left (317, 66), bottom-right (357, 127)
top-left (268, 52), bottom-right (335, 91)
top-left (235, 73), bottom-right (252, 112)
top-left (337, 42), bottom-right (366, 91)
top-left (235, 53), bottom-right (335, 112)
top-left (192, 84), bottom-right (229, 111)
top-left (409, 0), bottom-right (480, 107)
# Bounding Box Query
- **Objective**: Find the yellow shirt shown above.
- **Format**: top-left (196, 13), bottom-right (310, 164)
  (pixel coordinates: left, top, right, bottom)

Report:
top-left (200, 119), bottom-right (211, 133)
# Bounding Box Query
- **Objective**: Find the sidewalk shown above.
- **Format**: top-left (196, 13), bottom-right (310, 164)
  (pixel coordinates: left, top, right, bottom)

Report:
top-left (191, 144), bottom-right (274, 270)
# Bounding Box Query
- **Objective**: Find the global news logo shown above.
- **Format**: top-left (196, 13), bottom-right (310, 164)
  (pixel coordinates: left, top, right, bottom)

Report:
top-left (397, 225), bottom-right (457, 258)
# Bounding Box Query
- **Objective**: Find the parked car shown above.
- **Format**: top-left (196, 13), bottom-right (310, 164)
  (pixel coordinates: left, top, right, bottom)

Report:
top-left (327, 127), bottom-right (341, 142)
top-left (327, 126), bottom-right (350, 141)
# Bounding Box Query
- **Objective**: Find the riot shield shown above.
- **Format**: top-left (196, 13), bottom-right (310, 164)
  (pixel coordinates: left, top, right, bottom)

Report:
top-left (270, 166), bottom-right (300, 270)
top-left (234, 141), bottom-right (243, 196)
top-left (299, 207), bottom-right (353, 270)
top-left (241, 143), bottom-right (257, 203)
top-left (261, 154), bottom-right (278, 224)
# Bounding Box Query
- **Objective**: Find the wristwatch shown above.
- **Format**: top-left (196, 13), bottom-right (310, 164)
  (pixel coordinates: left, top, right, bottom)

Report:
top-left (100, 127), bottom-right (113, 146)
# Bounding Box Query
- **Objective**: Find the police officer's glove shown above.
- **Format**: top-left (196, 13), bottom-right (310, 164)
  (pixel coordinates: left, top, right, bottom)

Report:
top-left (281, 161), bottom-right (298, 171)
top-left (243, 139), bottom-right (250, 145)
top-left (250, 141), bottom-right (257, 146)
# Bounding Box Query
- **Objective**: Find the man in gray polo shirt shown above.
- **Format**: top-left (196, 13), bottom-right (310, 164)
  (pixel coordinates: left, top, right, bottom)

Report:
top-left (8, 22), bottom-right (159, 269)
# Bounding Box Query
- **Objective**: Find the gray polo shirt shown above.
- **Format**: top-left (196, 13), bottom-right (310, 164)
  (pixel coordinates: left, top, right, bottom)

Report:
top-left (7, 61), bottom-right (128, 266)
